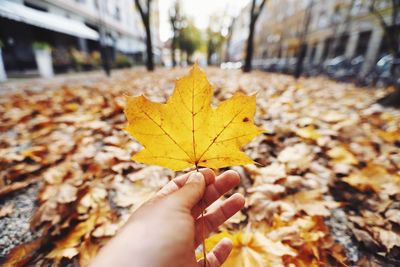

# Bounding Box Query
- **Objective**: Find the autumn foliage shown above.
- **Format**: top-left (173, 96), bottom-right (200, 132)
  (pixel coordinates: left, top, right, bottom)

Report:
top-left (0, 67), bottom-right (399, 266)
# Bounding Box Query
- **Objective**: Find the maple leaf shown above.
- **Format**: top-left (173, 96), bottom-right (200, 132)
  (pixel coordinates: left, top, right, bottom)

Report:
top-left (296, 125), bottom-right (321, 140)
top-left (124, 64), bottom-right (263, 170)
top-left (198, 230), bottom-right (296, 267)
top-left (327, 146), bottom-right (358, 165)
top-left (343, 164), bottom-right (400, 193)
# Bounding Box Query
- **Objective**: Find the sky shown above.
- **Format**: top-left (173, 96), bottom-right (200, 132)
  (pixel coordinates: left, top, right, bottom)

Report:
top-left (158, 0), bottom-right (250, 42)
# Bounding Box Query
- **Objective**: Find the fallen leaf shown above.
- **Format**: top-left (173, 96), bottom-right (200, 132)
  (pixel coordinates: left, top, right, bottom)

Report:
top-left (342, 164), bottom-right (400, 193)
top-left (371, 227), bottom-right (400, 252)
top-left (296, 125), bottom-right (321, 140)
top-left (278, 143), bottom-right (313, 170)
top-left (201, 230), bottom-right (296, 266)
top-left (2, 238), bottom-right (44, 267)
top-left (327, 146), bottom-right (358, 165)
top-left (0, 203), bottom-right (14, 218)
top-left (284, 190), bottom-right (340, 217)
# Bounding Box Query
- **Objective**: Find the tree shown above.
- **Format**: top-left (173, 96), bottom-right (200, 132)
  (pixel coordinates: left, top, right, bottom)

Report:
top-left (224, 17), bottom-right (236, 62)
top-left (177, 21), bottom-right (202, 64)
top-left (206, 14), bottom-right (227, 66)
top-left (370, 0), bottom-right (400, 107)
top-left (206, 28), bottom-right (225, 65)
top-left (294, 0), bottom-right (314, 79)
top-left (135, 0), bottom-right (154, 71)
top-left (327, 0), bottom-right (356, 59)
top-left (95, 0), bottom-right (111, 76)
top-left (243, 0), bottom-right (267, 73)
top-left (169, 1), bottom-right (183, 67)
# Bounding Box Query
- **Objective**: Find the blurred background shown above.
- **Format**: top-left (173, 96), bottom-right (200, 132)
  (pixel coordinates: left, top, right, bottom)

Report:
top-left (0, 0), bottom-right (399, 90)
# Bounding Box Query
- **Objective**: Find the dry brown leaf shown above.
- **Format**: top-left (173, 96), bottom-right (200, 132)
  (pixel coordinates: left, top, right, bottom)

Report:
top-left (278, 143), bottom-right (313, 170)
top-left (0, 203), bottom-right (14, 218)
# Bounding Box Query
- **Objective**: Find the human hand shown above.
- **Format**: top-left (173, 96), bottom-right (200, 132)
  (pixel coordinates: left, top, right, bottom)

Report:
top-left (90, 169), bottom-right (245, 267)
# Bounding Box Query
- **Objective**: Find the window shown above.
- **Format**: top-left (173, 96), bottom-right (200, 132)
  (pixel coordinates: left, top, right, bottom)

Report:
top-left (115, 7), bottom-right (121, 21)
top-left (322, 37), bottom-right (333, 60)
top-left (318, 11), bottom-right (328, 28)
top-left (356, 31), bottom-right (372, 56)
top-left (334, 34), bottom-right (349, 57)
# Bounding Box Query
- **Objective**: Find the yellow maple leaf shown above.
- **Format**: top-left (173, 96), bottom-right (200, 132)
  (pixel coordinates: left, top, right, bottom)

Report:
top-left (296, 125), bottom-right (321, 140)
top-left (197, 230), bottom-right (296, 267)
top-left (124, 64), bottom-right (263, 170)
top-left (327, 146), bottom-right (358, 165)
top-left (343, 164), bottom-right (400, 193)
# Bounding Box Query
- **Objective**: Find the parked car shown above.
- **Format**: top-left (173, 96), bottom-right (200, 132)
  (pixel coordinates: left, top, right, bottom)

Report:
top-left (260, 58), bottom-right (279, 71)
top-left (303, 62), bottom-right (323, 77)
top-left (323, 56), bottom-right (351, 78)
top-left (284, 57), bottom-right (297, 74)
top-left (332, 55), bottom-right (364, 82)
top-left (359, 54), bottom-right (400, 87)
top-left (274, 58), bottom-right (288, 73)
top-left (268, 58), bottom-right (281, 72)
top-left (375, 55), bottom-right (400, 86)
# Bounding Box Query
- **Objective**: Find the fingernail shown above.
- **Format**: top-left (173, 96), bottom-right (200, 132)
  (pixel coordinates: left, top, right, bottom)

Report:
top-left (188, 172), bottom-right (203, 183)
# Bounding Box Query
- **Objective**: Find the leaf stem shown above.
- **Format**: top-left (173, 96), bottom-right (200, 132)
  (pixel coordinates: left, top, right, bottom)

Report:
top-left (195, 164), bottom-right (207, 267)
top-left (201, 206), bottom-right (207, 267)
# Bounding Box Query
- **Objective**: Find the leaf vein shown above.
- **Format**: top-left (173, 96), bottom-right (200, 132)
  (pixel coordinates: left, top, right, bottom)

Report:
top-left (141, 109), bottom-right (193, 161)
top-left (197, 108), bottom-right (245, 162)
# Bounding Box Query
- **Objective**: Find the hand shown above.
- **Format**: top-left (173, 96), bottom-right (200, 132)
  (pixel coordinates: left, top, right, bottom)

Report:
top-left (90, 169), bottom-right (245, 267)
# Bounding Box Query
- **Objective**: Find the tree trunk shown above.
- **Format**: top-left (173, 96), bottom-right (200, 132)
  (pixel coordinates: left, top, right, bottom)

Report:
top-left (171, 37), bottom-right (176, 67)
top-left (294, 43), bottom-right (308, 79)
top-left (225, 19), bottom-right (235, 62)
top-left (187, 52), bottom-right (193, 65)
top-left (100, 45), bottom-right (111, 76)
top-left (243, 19), bottom-right (255, 73)
top-left (207, 39), bottom-right (213, 65)
top-left (377, 17), bottom-right (400, 107)
top-left (144, 22), bottom-right (154, 71)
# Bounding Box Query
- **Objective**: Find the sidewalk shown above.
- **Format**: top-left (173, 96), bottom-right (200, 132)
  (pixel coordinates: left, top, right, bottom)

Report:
top-left (0, 68), bottom-right (146, 94)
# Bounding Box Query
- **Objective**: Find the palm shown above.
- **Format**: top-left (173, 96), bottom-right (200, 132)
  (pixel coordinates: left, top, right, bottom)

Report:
top-left (154, 169), bottom-right (244, 267)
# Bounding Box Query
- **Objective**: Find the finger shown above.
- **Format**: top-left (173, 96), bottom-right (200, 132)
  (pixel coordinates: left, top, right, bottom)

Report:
top-left (192, 170), bottom-right (240, 218)
top-left (197, 238), bottom-right (232, 267)
top-left (195, 193), bottom-right (245, 247)
top-left (168, 172), bottom-right (206, 209)
top-left (155, 169), bottom-right (215, 199)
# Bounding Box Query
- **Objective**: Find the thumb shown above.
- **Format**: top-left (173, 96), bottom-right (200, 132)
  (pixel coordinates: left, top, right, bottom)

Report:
top-left (170, 172), bottom-right (205, 210)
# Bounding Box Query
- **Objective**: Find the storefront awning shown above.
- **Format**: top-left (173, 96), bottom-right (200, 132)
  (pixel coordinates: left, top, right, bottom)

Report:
top-left (0, 0), bottom-right (99, 40)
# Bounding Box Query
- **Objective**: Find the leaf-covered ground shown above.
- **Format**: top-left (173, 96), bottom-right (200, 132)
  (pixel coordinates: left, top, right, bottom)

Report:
top-left (0, 68), bottom-right (399, 266)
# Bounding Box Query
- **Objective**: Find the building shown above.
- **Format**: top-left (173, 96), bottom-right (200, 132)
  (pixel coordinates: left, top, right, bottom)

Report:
top-left (226, 4), bottom-right (250, 62)
top-left (228, 0), bottom-right (397, 76)
top-left (0, 0), bottom-right (160, 77)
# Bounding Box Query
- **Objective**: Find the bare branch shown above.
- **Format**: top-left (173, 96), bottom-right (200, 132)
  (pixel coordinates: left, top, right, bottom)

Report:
top-left (147, 0), bottom-right (152, 16)
top-left (255, 0), bottom-right (267, 18)
top-left (250, 0), bottom-right (256, 21)
top-left (135, 0), bottom-right (145, 19)
top-left (135, 0), bottom-right (149, 23)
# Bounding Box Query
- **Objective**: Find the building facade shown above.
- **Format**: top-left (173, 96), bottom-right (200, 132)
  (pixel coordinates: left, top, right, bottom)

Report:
top-left (226, 4), bottom-right (250, 62)
top-left (228, 0), bottom-right (397, 76)
top-left (0, 0), bottom-right (160, 76)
